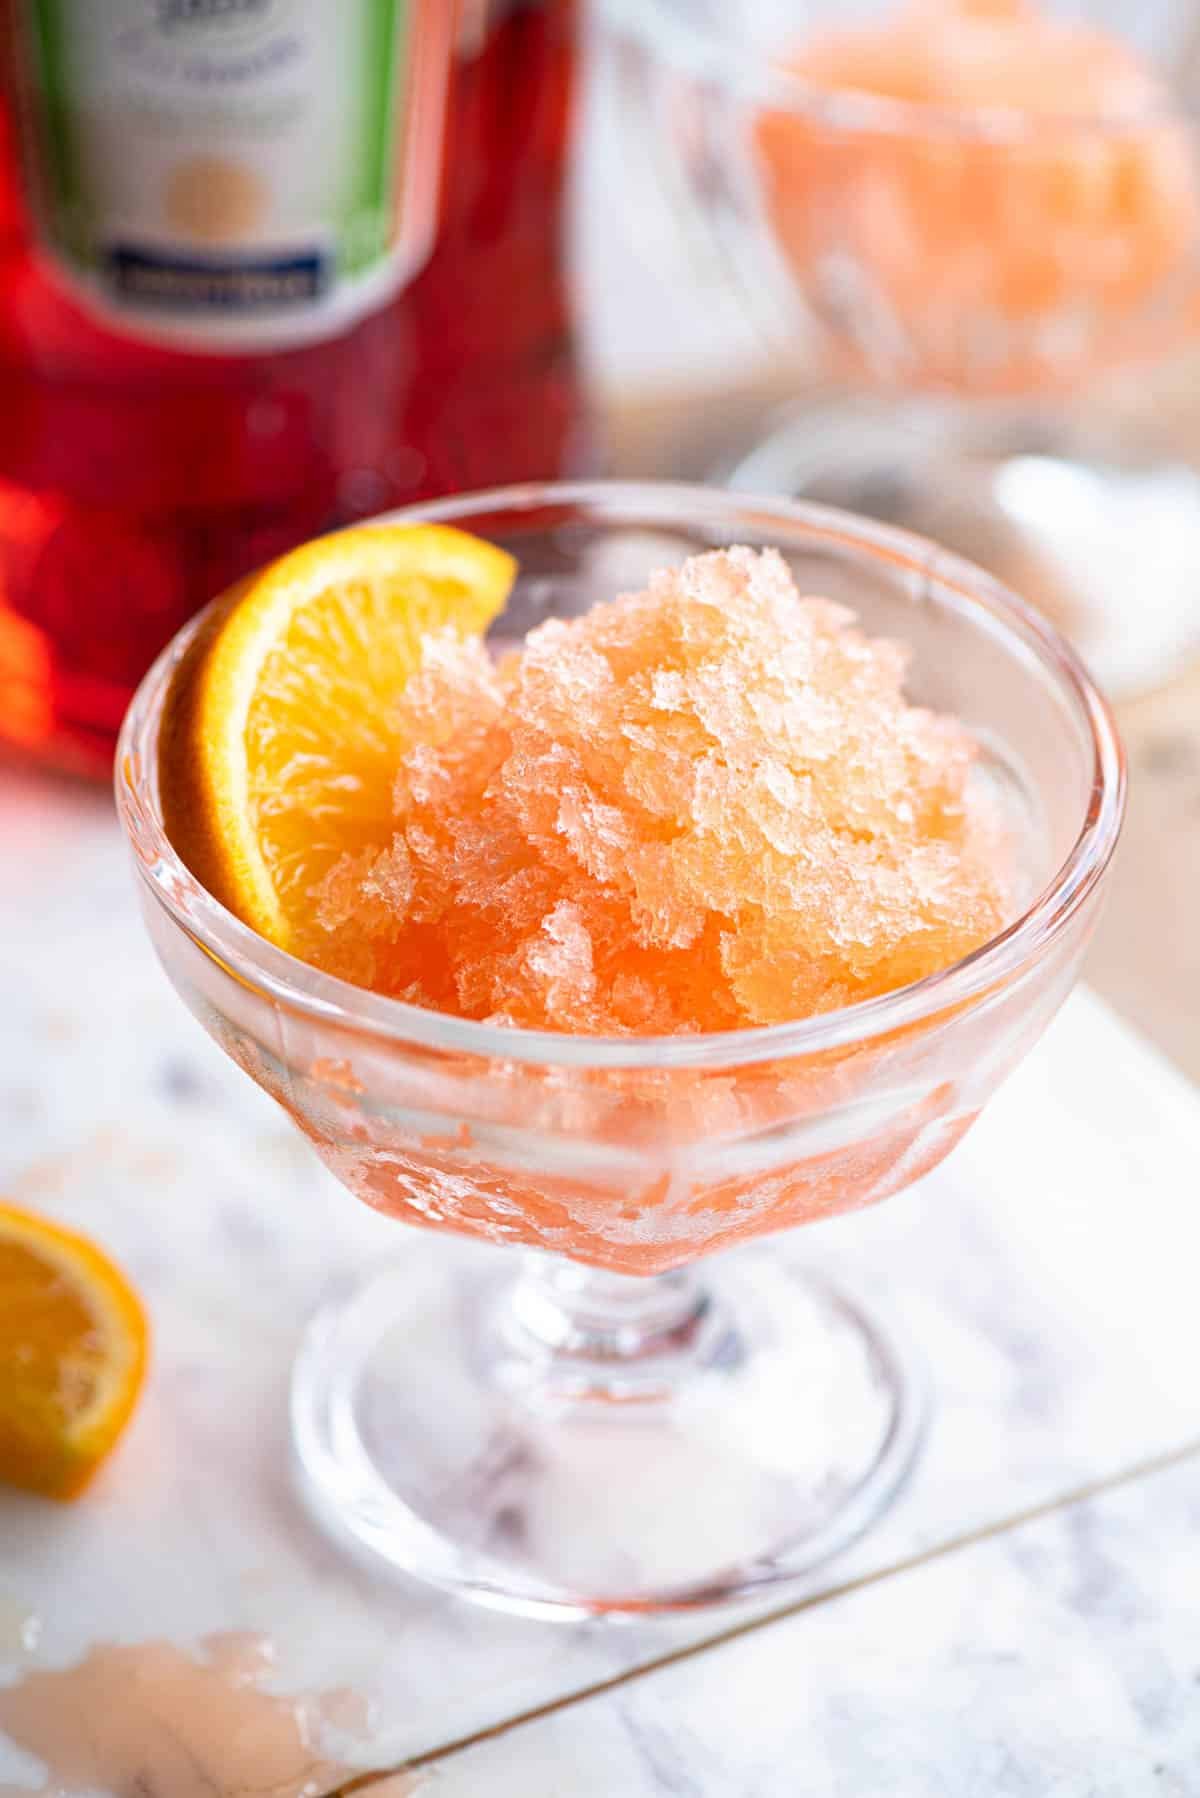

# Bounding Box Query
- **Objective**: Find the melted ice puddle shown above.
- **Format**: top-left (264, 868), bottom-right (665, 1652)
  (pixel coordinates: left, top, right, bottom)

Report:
top-left (0, 1632), bottom-right (419, 1797)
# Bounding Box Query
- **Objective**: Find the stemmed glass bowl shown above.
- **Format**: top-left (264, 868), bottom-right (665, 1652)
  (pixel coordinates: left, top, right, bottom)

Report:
top-left (116, 482), bottom-right (1124, 1618)
top-left (605, 0), bottom-right (1200, 695)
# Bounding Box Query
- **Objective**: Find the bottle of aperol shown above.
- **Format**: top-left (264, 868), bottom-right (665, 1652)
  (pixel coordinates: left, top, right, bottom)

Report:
top-left (0, 0), bottom-right (587, 773)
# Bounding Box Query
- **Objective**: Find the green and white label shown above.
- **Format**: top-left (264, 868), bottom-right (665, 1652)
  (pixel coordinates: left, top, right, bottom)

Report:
top-left (15, 0), bottom-right (450, 349)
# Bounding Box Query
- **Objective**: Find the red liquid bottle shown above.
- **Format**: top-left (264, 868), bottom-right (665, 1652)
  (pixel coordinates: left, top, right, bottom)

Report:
top-left (0, 1), bottom-right (587, 774)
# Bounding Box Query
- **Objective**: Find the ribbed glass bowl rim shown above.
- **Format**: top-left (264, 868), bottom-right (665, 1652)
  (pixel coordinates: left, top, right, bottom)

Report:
top-left (115, 479), bottom-right (1125, 1074)
top-left (603, 0), bottom-right (1186, 141)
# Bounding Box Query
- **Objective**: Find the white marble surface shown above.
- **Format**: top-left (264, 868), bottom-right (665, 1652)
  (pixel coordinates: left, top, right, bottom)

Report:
top-left (424, 1452), bottom-right (1200, 1796)
top-left (2, 763), bottom-right (1200, 1789)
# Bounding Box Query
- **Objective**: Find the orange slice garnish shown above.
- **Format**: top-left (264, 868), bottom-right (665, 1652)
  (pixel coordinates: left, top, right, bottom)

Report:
top-left (0, 1202), bottom-right (148, 1499)
top-left (158, 523), bottom-right (514, 952)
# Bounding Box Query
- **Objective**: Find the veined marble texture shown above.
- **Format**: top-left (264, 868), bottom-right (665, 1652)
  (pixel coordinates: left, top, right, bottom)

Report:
top-left (1, 766), bottom-right (1199, 1788)
top-left (424, 1453), bottom-right (1200, 1797)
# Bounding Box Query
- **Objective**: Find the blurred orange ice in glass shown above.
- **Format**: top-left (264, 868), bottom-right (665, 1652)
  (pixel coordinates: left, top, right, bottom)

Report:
top-left (756, 0), bottom-right (1200, 390)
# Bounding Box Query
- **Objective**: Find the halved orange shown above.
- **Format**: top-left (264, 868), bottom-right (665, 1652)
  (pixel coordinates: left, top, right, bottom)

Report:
top-left (159, 523), bottom-right (515, 952)
top-left (0, 1202), bottom-right (148, 1500)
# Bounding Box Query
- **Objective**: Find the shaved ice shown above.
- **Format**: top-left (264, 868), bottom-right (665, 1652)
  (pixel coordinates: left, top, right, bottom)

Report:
top-left (311, 546), bottom-right (1011, 1032)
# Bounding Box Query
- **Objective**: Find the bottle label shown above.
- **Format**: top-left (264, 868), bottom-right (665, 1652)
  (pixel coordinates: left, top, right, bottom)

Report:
top-left (13, 0), bottom-right (452, 351)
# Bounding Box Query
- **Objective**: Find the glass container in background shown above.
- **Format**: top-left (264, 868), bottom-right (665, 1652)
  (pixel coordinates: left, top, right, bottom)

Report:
top-left (606, 0), bottom-right (1200, 696)
top-left (0, 0), bottom-right (588, 774)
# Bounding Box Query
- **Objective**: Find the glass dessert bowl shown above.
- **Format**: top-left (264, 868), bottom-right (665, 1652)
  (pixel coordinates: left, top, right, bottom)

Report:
top-left (607, 0), bottom-right (1200, 696)
top-left (115, 482), bottom-right (1124, 1618)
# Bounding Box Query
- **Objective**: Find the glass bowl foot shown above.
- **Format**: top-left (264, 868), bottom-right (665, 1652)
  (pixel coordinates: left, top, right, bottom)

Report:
top-left (290, 1243), bottom-right (925, 1620)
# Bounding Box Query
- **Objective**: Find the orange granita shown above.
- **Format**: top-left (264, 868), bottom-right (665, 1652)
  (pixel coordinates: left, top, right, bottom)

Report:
top-left (312, 546), bottom-right (1009, 1032)
top-left (756, 0), bottom-right (1198, 389)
